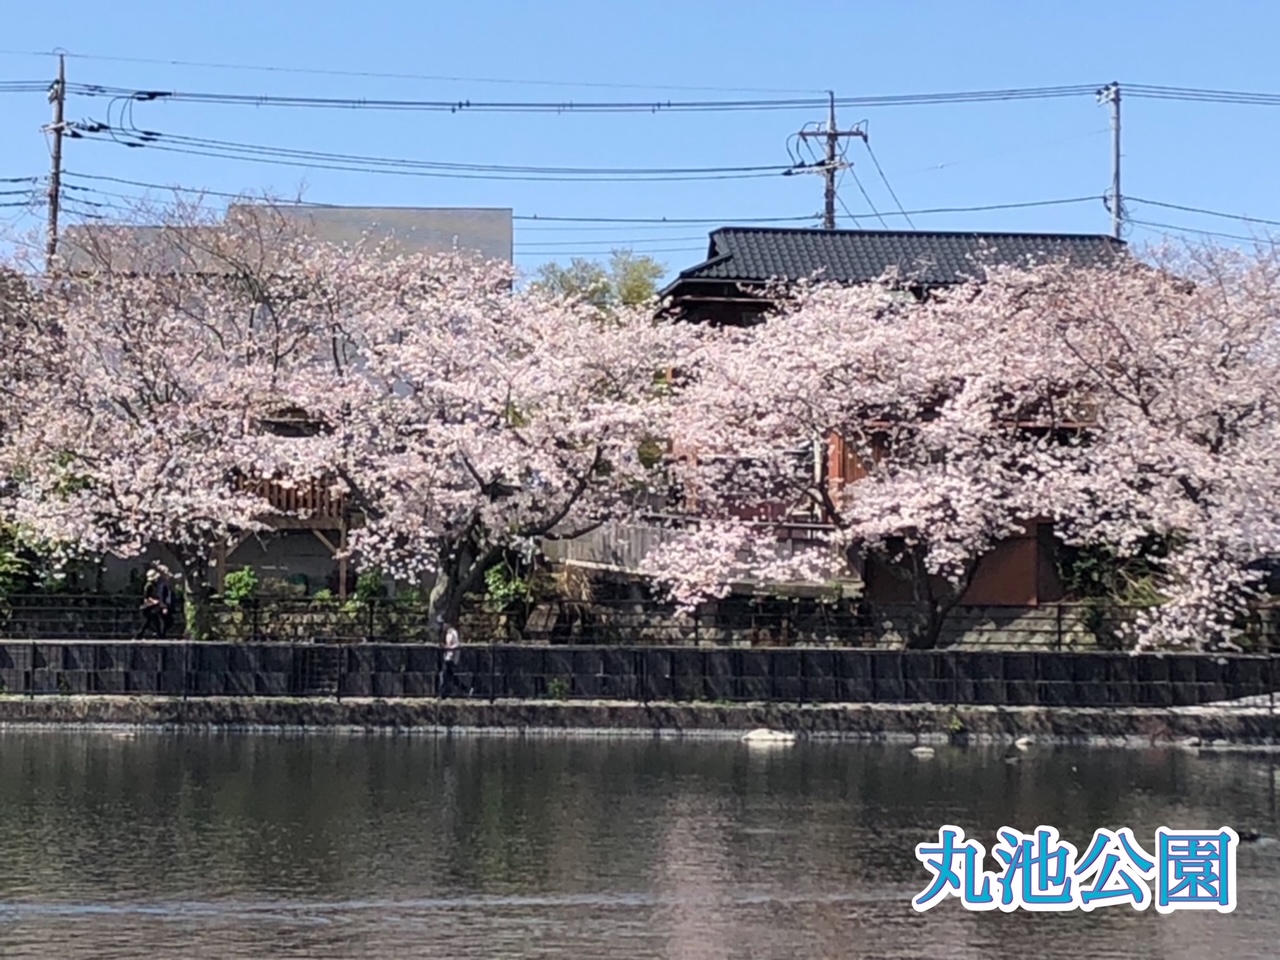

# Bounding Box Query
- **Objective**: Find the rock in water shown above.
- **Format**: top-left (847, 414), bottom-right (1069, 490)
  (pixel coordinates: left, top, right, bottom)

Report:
top-left (741, 728), bottom-right (797, 744)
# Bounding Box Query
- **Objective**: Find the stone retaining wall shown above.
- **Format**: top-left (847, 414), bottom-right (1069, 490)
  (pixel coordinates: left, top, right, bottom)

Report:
top-left (0, 696), bottom-right (1276, 744)
top-left (0, 641), bottom-right (1277, 708)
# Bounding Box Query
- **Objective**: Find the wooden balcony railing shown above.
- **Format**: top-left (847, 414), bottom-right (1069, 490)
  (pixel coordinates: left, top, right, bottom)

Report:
top-left (235, 475), bottom-right (347, 522)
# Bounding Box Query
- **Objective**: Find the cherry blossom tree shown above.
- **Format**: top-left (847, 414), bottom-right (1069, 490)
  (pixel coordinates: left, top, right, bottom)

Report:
top-left (327, 256), bottom-right (687, 622)
top-left (647, 249), bottom-right (1280, 650)
top-left (1026, 248), bottom-right (1280, 648)
top-left (645, 277), bottom-right (1075, 648)
top-left (0, 204), bottom-right (354, 637)
top-left (0, 202), bottom-right (690, 634)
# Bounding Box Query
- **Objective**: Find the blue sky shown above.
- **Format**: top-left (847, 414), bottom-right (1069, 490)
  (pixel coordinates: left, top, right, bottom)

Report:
top-left (2, 1), bottom-right (1278, 281)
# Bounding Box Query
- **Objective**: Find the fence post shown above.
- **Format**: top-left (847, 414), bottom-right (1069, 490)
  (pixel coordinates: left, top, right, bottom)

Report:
top-left (28, 640), bottom-right (35, 699)
top-left (366, 600), bottom-right (375, 644)
top-left (251, 599), bottom-right (261, 643)
top-left (951, 649), bottom-right (959, 707)
top-left (1033, 652), bottom-right (1042, 707)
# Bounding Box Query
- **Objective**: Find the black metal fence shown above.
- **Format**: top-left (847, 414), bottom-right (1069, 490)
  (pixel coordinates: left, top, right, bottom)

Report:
top-left (1, 594), bottom-right (1278, 650)
top-left (0, 641), bottom-right (1277, 709)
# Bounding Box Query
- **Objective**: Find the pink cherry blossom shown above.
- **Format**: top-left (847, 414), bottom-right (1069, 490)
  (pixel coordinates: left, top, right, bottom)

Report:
top-left (1, 205), bottom-right (694, 633)
top-left (651, 248), bottom-right (1280, 649)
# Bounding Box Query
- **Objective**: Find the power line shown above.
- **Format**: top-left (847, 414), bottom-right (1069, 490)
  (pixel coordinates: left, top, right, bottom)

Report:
top-left (1127, 219), bottom-right (1271, 244)
top-left (864, 140), bottom-right (916, 229)
top-left (508, 212), bottom-right (817, 225)
top-left (68, 182), bottom-right (729, 233)
top-left (516, 221), bottom-right (773, 233)
top-left (59, 171), bottom-right (1100, 225)
top-left (515, 245), bottom-right (705, 256)
top-left (64, 171), bottom-right (317, 203)
top-left (82, 126), bottom-right (791, 177)
top-left (67, 82), bottom-right (1104, 115)
top-left (0, 48), bottom-right (825, 95)
top-left (15, 61), bottom-right (1280, 109)
top-left (518, 198), bottom-right (1098, 224)
top-left (63, 174), bottom-right (822, 224)
top-left (847, 168), bottom-right (889, 229)
top-left (835, 192), bottom-right (863, 229)
top-left (19, 52), bottom-right (1280, 107)
top-left (1125, 84), bottom-right (1280, 106)
top-left (74, 124), bottom-right (791, 182)
top-left (1128, 196), bottom-right (1280, 229)
top-left (53, 73), bottom-right (1280, 111)
top-left (872, 196), bottom-right (1100, 219)
top-left (515, 236), bottom-right (707, 248)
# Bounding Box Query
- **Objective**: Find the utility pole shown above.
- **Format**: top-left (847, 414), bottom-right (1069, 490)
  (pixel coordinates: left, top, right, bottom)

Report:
top-left (795, 91), bottom-right (867, 229)
top-left (45, 53), bottom-right (66, 272)
top-left (1097, 82), bottom-right (1122, 240)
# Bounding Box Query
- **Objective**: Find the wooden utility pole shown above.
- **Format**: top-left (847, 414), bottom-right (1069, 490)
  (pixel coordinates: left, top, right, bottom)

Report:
top-left (1098, 82), bottom-right (1122, 240)
top-left (796, 91), bottom-right (867, 229)
top-left (44, 54), bottom-right (66, 272)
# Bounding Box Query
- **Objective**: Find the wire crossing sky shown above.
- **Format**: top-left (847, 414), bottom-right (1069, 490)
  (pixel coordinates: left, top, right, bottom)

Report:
top-left (3, 0), bottom-right (1280, 277)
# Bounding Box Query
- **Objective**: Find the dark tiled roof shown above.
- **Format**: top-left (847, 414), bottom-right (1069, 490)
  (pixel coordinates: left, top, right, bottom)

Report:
top-left (662, 227), bottom-right (1125, 294)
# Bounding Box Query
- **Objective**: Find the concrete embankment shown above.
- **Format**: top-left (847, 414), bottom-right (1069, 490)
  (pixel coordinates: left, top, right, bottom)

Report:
top-left (0, 695), bottom-right (1276, 745)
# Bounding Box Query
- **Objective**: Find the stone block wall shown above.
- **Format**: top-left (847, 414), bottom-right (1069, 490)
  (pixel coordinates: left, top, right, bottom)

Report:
top-left (0, 641), bottom-right (1275, 709)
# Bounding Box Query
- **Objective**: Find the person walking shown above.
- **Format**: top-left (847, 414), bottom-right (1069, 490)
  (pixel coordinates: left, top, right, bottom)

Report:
top-left (437, 616), bottom-right (462, 698)
top-left (134, 568), bottom-right (173, 640)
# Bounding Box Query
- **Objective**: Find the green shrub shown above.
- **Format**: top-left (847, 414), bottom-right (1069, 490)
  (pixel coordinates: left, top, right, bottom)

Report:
top-left (484, 563), bottom-right (532, 612)
top-left (355, 570), bottom-right (385, 603)
top-left (259, 576), bottom-right (307, 599)
top-left (222, 567), bottom-right (259, 607)
top-left (547, 677), bottom-right (570, 700)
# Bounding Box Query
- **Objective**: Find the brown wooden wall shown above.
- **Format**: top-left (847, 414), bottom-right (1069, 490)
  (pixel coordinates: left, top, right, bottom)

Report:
top-left (235, 476), bottom-right (346, 523)
top-left (828, 432), bottom-right (1060, 607)
top-left (861, 523), bottom-right (1057, 607)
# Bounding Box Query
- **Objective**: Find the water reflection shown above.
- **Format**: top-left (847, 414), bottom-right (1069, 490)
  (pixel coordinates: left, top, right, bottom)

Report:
top-left (0, 732), bottom-right (1276, 958)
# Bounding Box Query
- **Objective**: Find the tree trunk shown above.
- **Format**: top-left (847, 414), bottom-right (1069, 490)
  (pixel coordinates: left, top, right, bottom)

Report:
top-left (902, 596), bottom-right (951, 650)
top-left (427, 537), bottom-right (484, 628)
top-left (427, 565), bottom-right (466, 628)
top-left (899, 552), bottom-right (977, 651)
top-left (183, 575), bottom-right (214, 643)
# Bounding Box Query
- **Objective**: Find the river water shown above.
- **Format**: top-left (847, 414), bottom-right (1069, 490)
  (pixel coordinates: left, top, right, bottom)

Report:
top-left (0, 731), bottom-right (1277, 959)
